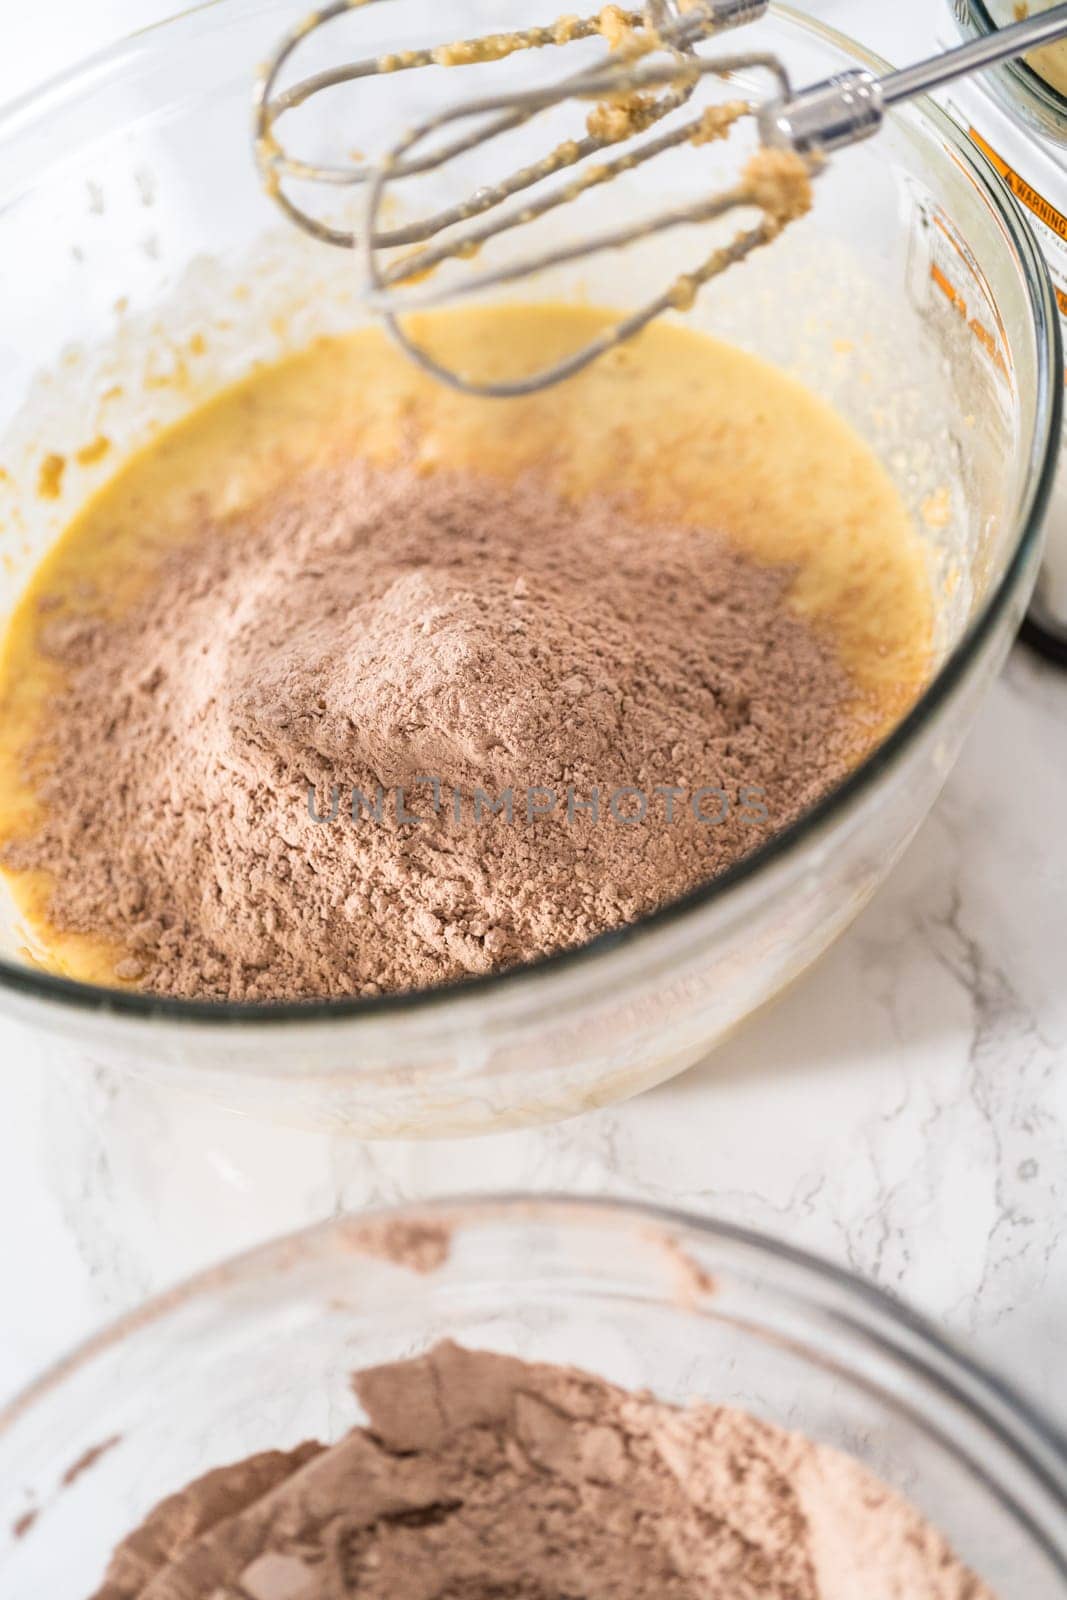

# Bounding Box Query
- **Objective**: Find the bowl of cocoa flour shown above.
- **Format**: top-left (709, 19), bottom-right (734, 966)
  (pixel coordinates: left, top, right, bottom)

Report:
top-left (1, 1197), bottom-right (1064, 1597)
top-left (0, 2), bottom-right (1059, 1133)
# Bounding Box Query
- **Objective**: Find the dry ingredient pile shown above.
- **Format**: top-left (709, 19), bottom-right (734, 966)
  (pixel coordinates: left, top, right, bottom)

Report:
top-left (0, 308), bottom-right (933, 1001)
top-left (89, 1341), bottom-right (993, 1600)
top-left (7, 460), bottom-right (855, 1002)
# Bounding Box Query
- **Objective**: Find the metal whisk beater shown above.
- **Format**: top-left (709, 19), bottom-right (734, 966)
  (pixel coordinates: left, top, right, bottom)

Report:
top-left (255, 1), bottom-right (1067, 398)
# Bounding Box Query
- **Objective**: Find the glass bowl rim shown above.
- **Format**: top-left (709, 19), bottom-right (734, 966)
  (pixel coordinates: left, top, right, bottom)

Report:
top-left (0, 1191), bottom-right (1064, 1561)
top-left (0, 0), bottom-right (1060, 1033)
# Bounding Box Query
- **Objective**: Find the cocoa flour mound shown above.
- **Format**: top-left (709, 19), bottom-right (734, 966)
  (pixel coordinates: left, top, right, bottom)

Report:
top-left (89, 1342), bottom-right (994, 1600)
top-left (9, 459), bottom-right (862, 1001)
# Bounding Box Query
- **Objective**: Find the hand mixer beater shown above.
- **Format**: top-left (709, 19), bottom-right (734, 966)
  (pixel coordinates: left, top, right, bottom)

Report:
top-left (255, 0), bottom-right (1067, 397)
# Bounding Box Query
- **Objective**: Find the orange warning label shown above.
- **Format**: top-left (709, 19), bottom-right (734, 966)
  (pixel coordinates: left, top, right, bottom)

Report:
top-left (969, 126), bottom-right (1067, 242)
top-left (918, 203), bottom-right (1011, 381)
top-left (929, 261), bottom-right (1009, 377)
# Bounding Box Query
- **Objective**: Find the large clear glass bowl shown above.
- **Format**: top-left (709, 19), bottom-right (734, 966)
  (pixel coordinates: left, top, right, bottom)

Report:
top-left (0, 2), bottom-right (1059, 1134)
top-left (0, 1196), bottom-right (1063, 1596)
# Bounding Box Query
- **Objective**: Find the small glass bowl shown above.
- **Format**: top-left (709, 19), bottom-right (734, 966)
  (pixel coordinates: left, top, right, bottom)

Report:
top-left (0, 1196), bottom-right (1064, 1597)
top-left (0, 2), bottom-right (1060, 1133)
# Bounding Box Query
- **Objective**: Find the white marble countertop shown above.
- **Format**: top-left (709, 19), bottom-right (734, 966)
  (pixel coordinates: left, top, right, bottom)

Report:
top-left (1, 0), bottom-right (1066, 1435)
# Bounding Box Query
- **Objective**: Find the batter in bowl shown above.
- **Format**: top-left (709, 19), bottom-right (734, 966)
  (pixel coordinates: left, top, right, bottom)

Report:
top-left (1014, 1), bottom-right (1067, 95)
top-left (0, 305), bottom-right (933, 1001)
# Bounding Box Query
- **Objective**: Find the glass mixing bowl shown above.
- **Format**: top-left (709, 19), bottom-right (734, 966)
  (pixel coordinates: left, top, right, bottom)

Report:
top-left (0, 2), bottom-right (1059, 1134)
top-left (0, 1196), bottom-right (1063, 1595)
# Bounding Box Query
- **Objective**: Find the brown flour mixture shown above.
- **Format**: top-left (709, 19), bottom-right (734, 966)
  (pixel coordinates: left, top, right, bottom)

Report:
top-left (6, 457), bottom-right (860, 1001)
top-left (343, 1216), bottom-right (453, 1276)
top-left (89, 1342), bottom-right (994, 1600)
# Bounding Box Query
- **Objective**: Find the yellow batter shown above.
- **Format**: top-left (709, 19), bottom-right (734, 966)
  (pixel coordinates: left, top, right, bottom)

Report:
top-left (1014, 3), bottom-right (1067, 97)
top-left (0, 304), bottom-right (933, 989)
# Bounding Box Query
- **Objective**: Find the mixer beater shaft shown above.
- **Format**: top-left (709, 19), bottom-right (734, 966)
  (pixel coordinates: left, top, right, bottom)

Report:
top-left (255, 0), bottom-right (1067, 396)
